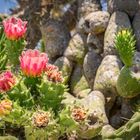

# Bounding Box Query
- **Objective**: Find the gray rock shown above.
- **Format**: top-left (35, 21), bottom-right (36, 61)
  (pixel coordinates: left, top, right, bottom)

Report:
top-left (41, 19), bottom-right (71, 59)
top-left (104, 11), bottom-right (131, 56)
top-left (64, 34), bottom-right (87, 64)
top-left (108, 0), bottom-right (140, 18)
top-left (87, 33), bottom-right (104, 54)
top-left (70, 64), bottom-right (89, 97)
top-left (121, 100), bottom-right (133, 119)
top-left (130, 52), bottom-right (140, 73)
top-left (83, 11), bottom-right (110, 34)
top-left (94, 55), bottom-right (123, 113)
top-left (54, 56), bottom-right (73, 83)
top-left (78, 91), bottom-right (108, 139)
top-left (133, 12), bottom-right (140, 51)
top-left (110, 111), bottom-right (123, 129)
top-left (78, 0), bottom-right (101, 18)
top-left (83, 49), bottom-right (102, 89)
top-left (63, 90), bottom-right (108, 139)
top-left (76, 88), bottom-right (91, 99)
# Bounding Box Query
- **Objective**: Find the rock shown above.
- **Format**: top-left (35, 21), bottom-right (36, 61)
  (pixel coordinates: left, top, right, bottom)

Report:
top-left (62, 92), bottom-right (76, 105)
top-left (64, 34), bottom-right (87, 64)
top-left (41, 19), bottom-right (71, 59)
top-left (54, 56), bottom-right (73, 83)
top-left (108, 0), bottom-right (140, 18)
top-left (104, 11), bottom-right (131, 56)
top-left (78, 91), bottom-right (108, 139)
top-left (132, 52), bottom-right (140, 71)
top-left (94, 55), bottom-right (123, 113)
top-left (70, 65), bottom-right (89, 97)
top-left (83, 49), bottom-right (102, 89)
top-left (133, 12), bottom-right (140, 51)
top-left (87, 33), bottom-right (104, 54)
top-left (76, 88), bottom-right (91, 99)
top-left (121, 100), bottom-right (133, 119)
top-left (83, 11), bottom-right (110, 34)
top-left (63, 90), bottom-right (108, 139)
top-left (110, 111), bottom-right (123, 129)
top-left (78, 0), bottom-right (101, 18)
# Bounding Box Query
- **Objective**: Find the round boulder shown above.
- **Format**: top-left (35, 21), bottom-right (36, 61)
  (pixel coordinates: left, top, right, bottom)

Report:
top-left (108, 0), bottom-right (140, 18)
top-left (94, 55), bottom-right (123, 114)
top-left (83, 11), bottom-right (110, 34)
top-left (83, 48), bottom-right (102, 89)
top-left (41, 19), bottom-right (70, 59)
top-left (104, 11), bottom-right (131, 56)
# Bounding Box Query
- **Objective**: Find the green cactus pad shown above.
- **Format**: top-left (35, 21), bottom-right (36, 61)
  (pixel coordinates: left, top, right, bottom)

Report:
top-left (117, 66), bottom-right (140, 98)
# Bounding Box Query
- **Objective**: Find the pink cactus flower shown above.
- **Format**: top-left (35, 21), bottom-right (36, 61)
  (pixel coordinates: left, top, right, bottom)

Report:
top-left (0, 71), bottom-right (15, 92)
top-left (20, 49), bottom-right (49, 77)
top-left (3, 17), bottom-right (27, 40)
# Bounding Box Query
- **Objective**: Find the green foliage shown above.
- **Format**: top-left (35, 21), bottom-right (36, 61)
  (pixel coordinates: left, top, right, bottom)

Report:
top-left (59, 106), bottom-right (78, 135)
top-left (38, 79), bottom-right (66, 112)
top-left (102, 112), bottom-right (140, 140)
top-left (116, 66), bottom-right (140, 98)
top-left (2, 102), bottom-right (31, 127)
top-left (5, 38), bottom-right (26, 68)
top-left (115, 29), bottom-right (136, 67)
top-left (8, 80), bottom-right (34, 108)
top-left (0, 28), bottom-right (7, 71)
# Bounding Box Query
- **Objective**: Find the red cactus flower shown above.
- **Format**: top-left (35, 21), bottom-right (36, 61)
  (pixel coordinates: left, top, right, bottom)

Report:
top-left (3, 17), bottom-right (27, 40)
top-left (20, 49), bottom-right (49, 77)
top-left (0, 71), bottom-right (15, 92)
top-left (46, 64), bottom-right (63, 83)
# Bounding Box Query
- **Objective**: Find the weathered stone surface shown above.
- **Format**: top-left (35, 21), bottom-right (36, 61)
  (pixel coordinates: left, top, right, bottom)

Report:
top-left (121, 100), bottom-right (133, 119)
top-left (87, 33), bottom-right (104, 54)
top-left (108, 0), bottom-right (140, 18)
top-left (63, 90), bottom-right (108, 139)
top-left (83, 49), bottom-right (102, 89)
top-left (83, 11), bottom-right (110, 34)
top-left (54, 56), bottom-right (73, 83)
top-left (41, 19), bottom-right (71, 59)
top-left (64, 34), bottom-right (87, 64)
top-left (78, 91), bottom-right (108, 139)
top-left (110, 111), bottom-right (123, 129)
top-left (133, 12), bottom-right (140, 51)
top-left (132, 52), bottom-right (140, 70)
top-left (70, 65), bottom-right (89, 97)
top-left (78, 0), bottom-right (101, 18)
top-left (94, 55), bottom-right (123, 113)
top-left (76, 88), bottom-right (91, 99)
top-left (104, 11), bottom-right (131, 56)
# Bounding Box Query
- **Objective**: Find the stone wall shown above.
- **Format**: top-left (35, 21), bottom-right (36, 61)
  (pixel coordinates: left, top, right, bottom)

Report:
top-left (41, 0), bottom-right (140, 129)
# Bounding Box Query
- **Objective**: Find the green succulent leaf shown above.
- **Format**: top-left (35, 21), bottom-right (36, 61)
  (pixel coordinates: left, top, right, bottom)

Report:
top-left (115, 29), bottom-right (136, 67)
top-left (38, 80), bottom-right (67, 113)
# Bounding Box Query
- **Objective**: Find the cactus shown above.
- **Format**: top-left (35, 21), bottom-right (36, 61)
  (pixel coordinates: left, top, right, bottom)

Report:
top-left (5, 39), bottom-right (26, 68)
top-left (61, 91), bottom-right (108, 139)
top-left (38, 75), bottom-right (67, 112)
top-left (115, 29), bottom-right (140, 98)
top-left (115, 29), bottom-right (136, 67)
top-left (0, 27), bottom-right (7, 71)
top-left (102, 111), bottom-right (140, 140)
top-left (25, 110), bottom-right (59, 140)
top-left (116, 66), bottom-right (140, 98)
top-left (0, 136), bottom-right (18, 140)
